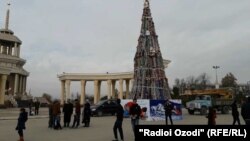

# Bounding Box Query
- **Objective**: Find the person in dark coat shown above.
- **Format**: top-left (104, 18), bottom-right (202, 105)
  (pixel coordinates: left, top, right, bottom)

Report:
top-left (112, 99), bottom-right (124, 141)
top-left (82, 99), bottom-right (91, 127)
top-left (63, 99), bottom-right (73, 127)
top-left (48, 103), bottom-right (53, 128)
top-left (241, 96), bottom-right (250, 125)
top-left (164, 99), bottom-right (173, 125)
top-left (231, 100), bottom-right (240, 125)
top-left (34, 100), bottom-right (40, 115)
top-left (16, 108), bottom-right (28, 141)
top-left (206, 107), bottom-right (216, 125)
top-left (28, 99), bottom-right (33, 116)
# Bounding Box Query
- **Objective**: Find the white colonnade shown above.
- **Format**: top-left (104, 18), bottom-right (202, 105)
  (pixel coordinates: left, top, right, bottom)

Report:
top-left (58, 72), bottom-right (133, 105)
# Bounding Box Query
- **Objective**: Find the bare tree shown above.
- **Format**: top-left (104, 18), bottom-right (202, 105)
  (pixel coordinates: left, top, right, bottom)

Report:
top-left (221, 73), bottom-right (237, 88)
top-left (173, 73), bottom-right (211, 92)
top-left (197, 73), bottom-right (211, 89)
top-left (175, 78), bottom-right (180, 87)
top-left (42, 93), bottom-right (52, 103)
top-left (186, 76), bottom-right (199, 90)
top-left (174, 78), bottom-right (186, 95)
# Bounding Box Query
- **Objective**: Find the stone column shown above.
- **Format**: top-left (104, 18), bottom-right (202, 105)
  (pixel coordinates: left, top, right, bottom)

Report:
top-left (0, 75), bottom-right (7, 105)
top-left (60, 80), bottom-right (65, 105)
top-left (25, 77), bottom-right (27, 92)
top-left (93, 80), bottom-right (102, 103)
top-left (119, 79), bottom-right (123, 99)
top-left (14, 43), bottom-right (18, 56)
top-left (94, 80), bottom-right (99, 104)
top-left (97, 81), bottom-right (101, 102)
top-left (19, 76), bottom-right (23, 94)
top-left (80, 80), bottom-right (86, 105)
top-left (22, 77), bottom-right (26, 93)
top-left (65, 80), bottom-right (71, 101)
top-left (3, 46), bottom-right (7, 54)
top-left (8, 46), bottom-right (10, 55)
top-left (107, 80), bottom-right (111, 99)
top-left (7, 46), bottom-right (10, 55)
top-left (11, 46), bottom-right (13, 55)
top-left (17, 45), bottom-right (20, 57)
top-left (9, 46), bottom-right (12, 55)
top-left (14, 74), bottom-right (19, 95)
top-left (21, 76), bottom-right (24, 94)
top-left (125, 79), bottom-right (130, 99)
top-left (111, 80), bottom-right (116, 99)
top-left (1, 45), bottom-right (3, 54)
top-left (131, 79), bottom-right (134, 87)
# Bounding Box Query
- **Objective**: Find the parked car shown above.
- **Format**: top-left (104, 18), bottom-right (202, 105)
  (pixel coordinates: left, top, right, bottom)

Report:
top-left (91, 99), bottom-right (117, 116)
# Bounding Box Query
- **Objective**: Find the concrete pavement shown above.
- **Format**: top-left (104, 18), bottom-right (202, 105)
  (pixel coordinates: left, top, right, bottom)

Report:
top-left (0, 108), bottom-right (245, 141)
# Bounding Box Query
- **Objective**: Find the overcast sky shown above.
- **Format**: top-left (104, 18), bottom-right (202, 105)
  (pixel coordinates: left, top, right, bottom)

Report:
top-left (0, 0), bottom-right (249, 99)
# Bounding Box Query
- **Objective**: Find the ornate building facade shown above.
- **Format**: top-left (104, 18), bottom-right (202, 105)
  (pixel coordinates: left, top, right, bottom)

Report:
top-left (0, 5), bottom-right (29, 107)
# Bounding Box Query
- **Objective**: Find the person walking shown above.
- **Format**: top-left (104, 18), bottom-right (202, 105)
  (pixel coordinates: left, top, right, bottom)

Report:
top-left (164, 99), bottom-right (173, 125)
top-left (82, 99), bottom-right (91, 127)
top-left (72, 99), bottom-right (81, 128)
top-left (16, 108), bottom-right (28, 141)
top-left (129, 98), bottom-right (141, 138)
top-left (28, 99), bottom-right (33, 116)
top-left (241, 96), bottom-right (250, 125)
top-left (34, 99), bottom-right (40, 115)
top-left (112, 99), bottom-right (124, 141)
top-left (206, 107), bottom-right (216, 125)
top-left (231, 100), bottom-right (240, 125)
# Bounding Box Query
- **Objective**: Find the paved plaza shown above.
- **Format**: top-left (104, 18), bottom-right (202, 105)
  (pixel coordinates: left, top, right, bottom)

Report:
top-left (0, 108), bottom-right (244, 141)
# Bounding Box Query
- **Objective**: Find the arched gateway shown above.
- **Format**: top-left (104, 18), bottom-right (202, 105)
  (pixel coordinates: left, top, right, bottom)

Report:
top-left (58, 60), bottom-right (170, 105)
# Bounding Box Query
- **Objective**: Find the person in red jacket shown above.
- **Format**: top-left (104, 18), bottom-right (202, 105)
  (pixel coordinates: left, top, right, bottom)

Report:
top-left (129, 98), bottom-right (141, 137)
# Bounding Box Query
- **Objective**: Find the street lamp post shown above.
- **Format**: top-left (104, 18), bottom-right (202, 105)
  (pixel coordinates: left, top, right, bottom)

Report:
top-left (213, 66), bottom-right (220, 89)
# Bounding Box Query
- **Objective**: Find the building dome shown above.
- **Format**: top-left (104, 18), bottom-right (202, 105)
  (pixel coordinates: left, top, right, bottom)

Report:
top-left (0, 29), bottom-right (22, 43)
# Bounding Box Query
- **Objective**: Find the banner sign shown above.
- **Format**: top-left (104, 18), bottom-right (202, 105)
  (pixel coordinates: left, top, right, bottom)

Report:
top-left (149, 99), bottom-right (182, 121)
top-left (121, 99), bottom-right (182, 121)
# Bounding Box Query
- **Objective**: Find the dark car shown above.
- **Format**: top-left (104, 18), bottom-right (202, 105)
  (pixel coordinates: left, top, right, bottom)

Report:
top-left (91, 99), bottom-right (117, 116)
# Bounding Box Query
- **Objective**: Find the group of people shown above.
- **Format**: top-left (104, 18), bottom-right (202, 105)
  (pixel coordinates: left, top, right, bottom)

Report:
top-left (15, 96), bottom-right (250, 141)
top-left (48, 99), bottom-right (91, 130)
top-left (113, 96), bottom-right (250, 141)
top-left (206, 96), bottom-right (250, 125)
top-left (112, 98), bottom-right (174, 141)
top-left (112, 98), bottom-right (141, 141)
top-left (28, 99), bottom-right (40, 116)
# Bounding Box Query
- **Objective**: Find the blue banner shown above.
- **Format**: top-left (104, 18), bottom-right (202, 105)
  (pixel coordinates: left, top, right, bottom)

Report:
top-left (150, 99), bottom-right (182, 121)
top-left (121, 99), bottom-right (182, 121)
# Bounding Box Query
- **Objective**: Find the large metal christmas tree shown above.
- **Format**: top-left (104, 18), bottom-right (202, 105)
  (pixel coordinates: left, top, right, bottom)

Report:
top-left (130, 0), bottom-right (171, 100)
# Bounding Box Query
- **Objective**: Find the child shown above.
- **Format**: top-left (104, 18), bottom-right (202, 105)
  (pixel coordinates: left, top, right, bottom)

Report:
top-left (16, 108), bottom-right (28, 141)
